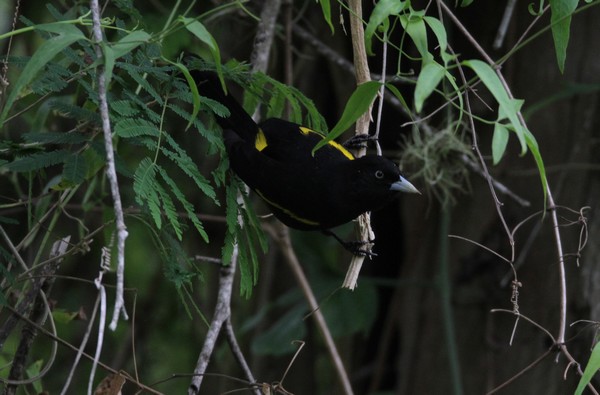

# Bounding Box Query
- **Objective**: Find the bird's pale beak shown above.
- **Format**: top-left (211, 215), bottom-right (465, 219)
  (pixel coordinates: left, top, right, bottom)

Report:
top-left (390, 175), bottom-right (420, 194)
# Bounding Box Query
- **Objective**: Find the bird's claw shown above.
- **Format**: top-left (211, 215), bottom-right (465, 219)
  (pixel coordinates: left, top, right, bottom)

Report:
top-left (342, 134), bottom-right (378, 149)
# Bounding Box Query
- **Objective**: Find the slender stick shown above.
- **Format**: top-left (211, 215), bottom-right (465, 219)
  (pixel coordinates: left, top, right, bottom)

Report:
top-left (271, 224), bottom-right (355, 395)
top-left (188, 250), bottom-right (237, 394)
top-left (89, 0), bottom-right (129, 330)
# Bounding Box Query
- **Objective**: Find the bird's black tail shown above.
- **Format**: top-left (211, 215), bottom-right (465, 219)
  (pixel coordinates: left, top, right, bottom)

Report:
top-left (191, 70), bottom-right (259, 142)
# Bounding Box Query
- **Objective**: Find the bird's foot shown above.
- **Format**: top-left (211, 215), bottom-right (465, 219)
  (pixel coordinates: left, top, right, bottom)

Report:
top-left (323, 230), bottom-right (377, 257)
top-left (342, 134), bottom-right (378, 149)
top-left (341, 240), bottom-right (378, 257)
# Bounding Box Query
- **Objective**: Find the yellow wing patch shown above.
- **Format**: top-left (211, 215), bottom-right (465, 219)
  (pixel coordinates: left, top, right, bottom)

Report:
top-left (298, 127), bottom-right (354, 161)
top-left (255, 129), bottom-right (268, 151)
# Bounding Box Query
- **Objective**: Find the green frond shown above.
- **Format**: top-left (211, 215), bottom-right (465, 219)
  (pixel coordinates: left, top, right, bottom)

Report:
top-left (5, 150), bottom-right (69, 172)
top-left (114, 118), bottom-right (160, 138)
top-left (162, 133), bottom-right (219, 203)
top-left (133, 158), bottom-right (162, 230)
top-left (62, 153), bottom-right (87, 184)
top-left (48, 99), bottom-right (102, 125)
top-left (23, 132), bottom-right (89, 145)
top-left (154, 172), bottom-right (183, 240)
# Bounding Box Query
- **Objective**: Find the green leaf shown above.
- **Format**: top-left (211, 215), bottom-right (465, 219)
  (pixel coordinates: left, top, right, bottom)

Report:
top-left (414, 61), bottom-right (445, 113)
top-left (180, 17), bottom-right (223, 80)
top-left (162, 134), bottom-right (218, 203)
top-left (385, 83), bottom-right (411, 112)
top-left (114, 118), bottom-right (160, 138)
top-left (365, 0), bottom-right (407, 55)
top-left (549, 0), bottom-right (578, 73)
top-left (313, 80), bottom-right (381, 153)
top-left (23, 131), bottom-right (88, 144)
top-left (423, 16), bottom-right (448, 53)
top-left (154, 170), bottom-right (182, 240)
top-left (575, 341), bottom-right (600, 395)
top-left (169, 61), bottom-right (201, 131)
top-left (318, 0), bottom-right (334, 33)
top-left (492, 123), bottom-right (509, 165)
top-left (133, 158), bottom-right (162, 230)
top-left (5, 150), bottom-right (69, 172)
top-left (26, 360), bottom-right (44, 393)
top-left (111, 30), bottom-right (151, 60)
top-left (400, 11), bottom-right (431, 63)
top-left (463, 60), bottom-right (527, 154)
top-left (0, 28), bottom-right (85, 124)
top-left (63, 153), bottom-right (87, 184)
top-left (463, 59), bottom-right (547, 200)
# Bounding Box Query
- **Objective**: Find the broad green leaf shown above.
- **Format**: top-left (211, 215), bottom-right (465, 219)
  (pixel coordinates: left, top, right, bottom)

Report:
top-left (318, 0), bottom-right (334, 33)
top-left (180, 17), bottom-right (223, 81)
top-left (463, 59), bottom-right (527, 154)
top-left (575, 341), bottom-right (600, 395)
top-left (463, 59), bottom-right (546, 199)
top-left (549, 0), bottom-right (578, 73)
top-left (414, 61), bottom-right (445, 112)
top-left (0, 28), bottom-right (85, 124)
top-left (365, 0), bottom-right (407, 55)
top-left (111, 30), bottom-right (151, 59)
top-left (313, 80), bottom-right (381, 153)
top-left (400, 11), bottom-right (431, 63)
top-left (423, 16), bottom-right (448, 53)
top-left (492, 123), bottom-right (509, 165)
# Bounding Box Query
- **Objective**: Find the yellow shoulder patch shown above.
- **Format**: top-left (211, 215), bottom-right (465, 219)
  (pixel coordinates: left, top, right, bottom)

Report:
top-left (298, 127), bottom-right (354, 161)
top-left (255, 129), bottom-right (268, 151)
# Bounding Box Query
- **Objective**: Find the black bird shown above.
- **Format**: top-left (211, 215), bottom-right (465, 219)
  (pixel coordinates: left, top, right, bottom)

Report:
top-left (194, 71), bottom-right (419, 252)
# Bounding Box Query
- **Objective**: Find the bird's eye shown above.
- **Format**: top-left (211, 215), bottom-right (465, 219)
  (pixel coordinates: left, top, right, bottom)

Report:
top-left (375, 170), bottom-right (384, 179)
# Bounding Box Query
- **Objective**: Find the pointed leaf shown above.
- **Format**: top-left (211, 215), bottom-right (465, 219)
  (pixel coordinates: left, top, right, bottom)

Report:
top-left (575, 341), bottom-right (600, 395)
top-left (180, 18), bottom-right (223, 81)
top-left (492, 123), bottom-right (509, 165)
top-left (365, 0), bottom-right (407, 55)
top-left (318, 0), bottom-right (335, 33)
top-left (414, 61), bottom-right (445, 113)
top-left (0, 29), bottom-right (85, 124)
top-left (313, 81), bottom-right (381, 153)
top-left (549, 0), bottom-right (578, 73)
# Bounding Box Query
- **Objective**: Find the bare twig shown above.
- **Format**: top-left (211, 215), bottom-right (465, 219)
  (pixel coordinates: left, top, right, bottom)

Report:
top-left (188, 250), bottom-right (237, 395)
top-left (268, 223), bottom-right (354, 395)
top-left (224, 317), bottom-right (261, 395)
top-left (89, 0), bottom-right (129, 331)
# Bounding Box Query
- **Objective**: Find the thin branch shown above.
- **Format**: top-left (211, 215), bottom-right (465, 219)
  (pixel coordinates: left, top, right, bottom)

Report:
top-left (224, 317), bottom-right (261, 395)
top-left (486, 348), bottom-right (553, 395)
top-left (89, 0), bottom-right (129, 331)
top-left (188, 251), bottom-right (237, 395)
top-left (267, 223), bottom-right (354, 395)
